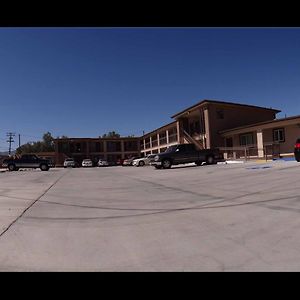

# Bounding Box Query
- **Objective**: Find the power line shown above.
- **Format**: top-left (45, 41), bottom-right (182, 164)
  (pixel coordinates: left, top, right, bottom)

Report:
top-left (6, 132), bottom-right (15, 155)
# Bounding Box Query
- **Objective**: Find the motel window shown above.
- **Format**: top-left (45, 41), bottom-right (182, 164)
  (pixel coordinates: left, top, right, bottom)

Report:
top-left (240, 133), bottom-right (254, 146)
top-left (107, 141), bottom-right (121, 152)
top-left (95, 142), bottom-right (101, 152)
top-left (216, 109), bottom-right (224, 119)
top-left (273, 128), bottom-right (285, 143)
top-left (125, 141), bottom-right (138, 151)
top-left (75, 143), bottom-right (81, 153)
top-left (58, 142), bottom-right (68, 153)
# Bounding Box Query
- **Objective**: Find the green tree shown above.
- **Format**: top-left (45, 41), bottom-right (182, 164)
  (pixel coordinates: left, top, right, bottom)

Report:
top-left (42, 132), bottom-right (55, 151)
top-left (102, 131), bottom-right (120, 138)
top-left (16, 132), bottom-right (55, 154)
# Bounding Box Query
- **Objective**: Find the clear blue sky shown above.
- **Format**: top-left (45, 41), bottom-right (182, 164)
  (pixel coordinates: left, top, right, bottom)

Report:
top-left (1, 27), bottom-right (300, 152)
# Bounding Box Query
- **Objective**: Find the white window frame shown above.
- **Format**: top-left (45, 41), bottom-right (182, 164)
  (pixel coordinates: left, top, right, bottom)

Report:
top-left (273, 128), bottom-right (285, 143)
top-left (240, 132), bottom-right (254, 146)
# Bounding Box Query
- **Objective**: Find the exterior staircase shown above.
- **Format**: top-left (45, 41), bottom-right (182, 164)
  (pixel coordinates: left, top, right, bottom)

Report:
top-left (182, 130), bottom-right (205, 150)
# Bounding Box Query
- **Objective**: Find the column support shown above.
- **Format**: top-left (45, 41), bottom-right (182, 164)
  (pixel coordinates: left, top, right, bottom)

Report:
top-left (257, 130), bottom-right (264, 158)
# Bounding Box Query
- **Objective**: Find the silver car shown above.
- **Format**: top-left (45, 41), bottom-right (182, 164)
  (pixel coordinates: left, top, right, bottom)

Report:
top-left (64, 158), bottom-right (76, 168)
top-left (132, 154), bottom-right (156, 167)
top-left (82, 159), bottom-right (93, 167)
top-left (97, 159), bottom-right (109, 167)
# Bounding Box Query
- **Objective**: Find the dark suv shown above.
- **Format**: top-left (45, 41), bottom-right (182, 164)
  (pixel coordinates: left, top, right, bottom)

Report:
top-left (294, 138), bottom-right (300, 162)
top-left (151, 144), bottom-right (222, 169)
top-left (2, 154), bottom-right (51, 171)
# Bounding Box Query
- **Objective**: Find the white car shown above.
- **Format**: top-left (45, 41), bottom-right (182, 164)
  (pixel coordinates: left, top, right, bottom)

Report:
top-left (82, 159), bottom-right (93, 167)
top-left (64, 158), bottom-right (76, 168)
top-left (132, 154), bottom-right (156, 167)
top-left (97, 159), bottom-right (109, 167)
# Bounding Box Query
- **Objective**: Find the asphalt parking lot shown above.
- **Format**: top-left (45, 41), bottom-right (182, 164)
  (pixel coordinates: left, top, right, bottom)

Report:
top-left (1, 161), bottom-right (300, 271)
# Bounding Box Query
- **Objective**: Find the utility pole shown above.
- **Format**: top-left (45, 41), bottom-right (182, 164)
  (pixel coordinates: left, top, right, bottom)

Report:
top-left (18, 134), bottom-right (21, 148)
top-left (6, 132), bottom-right (15, 155)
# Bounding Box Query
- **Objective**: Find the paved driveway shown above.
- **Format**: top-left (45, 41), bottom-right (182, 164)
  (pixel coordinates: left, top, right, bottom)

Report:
top-left (0, 161), bottom-right (300, 271)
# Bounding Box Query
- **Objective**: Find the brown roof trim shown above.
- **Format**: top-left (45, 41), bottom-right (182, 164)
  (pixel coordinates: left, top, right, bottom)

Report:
top-left (54, 137), bottom-right (140, 141)
top-left (220, 114), bottom-right (300, 134)
top-left (171, 99), bottom-right (281, 118)
top-left (142, 120), bottom-right (177, 138)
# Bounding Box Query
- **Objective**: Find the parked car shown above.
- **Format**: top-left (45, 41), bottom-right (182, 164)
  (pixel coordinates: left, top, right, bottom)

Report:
top-left (64, 158), bottom-right (77, 168)
top-left (82, 159), bottom-right (93, 167)
top-left (97, 159), bottom-right (109, 167)
top-left (132, 154), bottom-right (156, 167)
top-left (151, 144), bottom-right (223, 169)
top-left (117, 158), bottom-right (125, 166)
top-left (2, 154), bottom-right (51, 171)
top-left (122, 157), bottom-right (139, 166)
top-left (294, 138), bottom-right (300, 162)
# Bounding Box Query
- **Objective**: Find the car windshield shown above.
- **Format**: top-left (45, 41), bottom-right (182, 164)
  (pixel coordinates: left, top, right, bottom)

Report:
top-left (297, 139), bottom-right (300, 143)
top-left (165, 145), bottom-right (178, 153)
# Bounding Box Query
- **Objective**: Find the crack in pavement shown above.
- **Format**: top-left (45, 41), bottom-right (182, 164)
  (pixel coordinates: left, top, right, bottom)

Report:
top-left (23, 194), bottom-right (300, 222)
top-left (0, 169), bottom-right (70, 239)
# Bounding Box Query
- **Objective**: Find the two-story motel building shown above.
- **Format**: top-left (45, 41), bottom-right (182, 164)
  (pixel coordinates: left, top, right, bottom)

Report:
top-left (54, 99), bottom-right (300, 165)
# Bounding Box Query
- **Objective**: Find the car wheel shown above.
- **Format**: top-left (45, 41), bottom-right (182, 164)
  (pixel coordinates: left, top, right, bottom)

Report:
top-left (40, 164), bottom-right (49, 171)
top-left (8, 164), bottom-right (15, 171)
top-left (206, 156), bottom-right (214, 165)
top-left (162, 159), bottom-right (172, 169)
top-left (195, 161), bottom-right (202, 166)
top-left (139, 161), bottom-right (145, 167)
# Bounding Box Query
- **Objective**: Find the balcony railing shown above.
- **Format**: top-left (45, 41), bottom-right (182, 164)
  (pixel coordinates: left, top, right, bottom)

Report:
top-left (159, 137), bottom-right (167, 145)
top-left (168, 134), bottom-right (178, 143)
top-left (151, 140), bottom-right (158, 147)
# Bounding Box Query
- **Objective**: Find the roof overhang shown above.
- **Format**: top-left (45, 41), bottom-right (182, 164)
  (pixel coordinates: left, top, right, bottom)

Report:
top-left (171, 99), bottom-right (281, 119)
top-left (220, 115), bottom-right (300, 137)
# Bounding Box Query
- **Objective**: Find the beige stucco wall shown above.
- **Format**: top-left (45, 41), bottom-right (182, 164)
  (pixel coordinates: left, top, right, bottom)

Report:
top-left (230, 131), bottom-right (257, 147)
top-left (208, 104), bottom-right (276, 148)
top-left (227, 124), bottom-right (300, 155)
top-left (263, 125), bottom-right (300, 154)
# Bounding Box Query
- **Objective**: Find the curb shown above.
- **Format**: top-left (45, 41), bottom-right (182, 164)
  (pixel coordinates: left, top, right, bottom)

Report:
top-left (218, 160), bottom-right (245, 164)
top-left (254, 160), bottom-right (273, 163)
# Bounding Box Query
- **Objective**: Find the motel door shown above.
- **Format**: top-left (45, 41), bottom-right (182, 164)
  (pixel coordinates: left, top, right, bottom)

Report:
top-left (225, 138), bottom-right (233, 147)
top-left (225, 138), bottom-right (233, 159)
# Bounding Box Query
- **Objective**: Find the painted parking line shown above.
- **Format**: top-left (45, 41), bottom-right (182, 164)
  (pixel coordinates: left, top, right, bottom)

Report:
top-left (246, 165), bottom-right (273, 170)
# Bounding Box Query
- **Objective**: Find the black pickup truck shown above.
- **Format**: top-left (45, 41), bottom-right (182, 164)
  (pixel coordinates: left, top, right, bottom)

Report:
top-left (2, 154), bottom-right (52, 171)
top-left (151, 144), bottom-right (223, 169)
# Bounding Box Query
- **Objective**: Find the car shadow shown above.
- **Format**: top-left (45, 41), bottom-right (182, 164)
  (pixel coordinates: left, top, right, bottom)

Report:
top-left (154, 164), bottom-right (214, 170)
